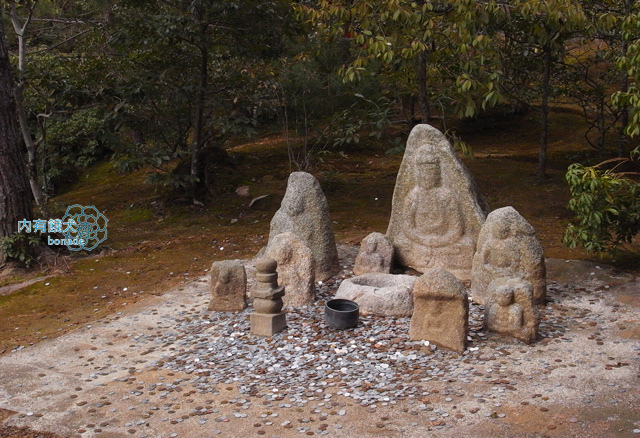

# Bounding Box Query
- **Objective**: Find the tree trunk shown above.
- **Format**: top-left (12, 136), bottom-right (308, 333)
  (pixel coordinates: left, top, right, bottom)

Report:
top-left (14, 82), bottom-right (48, 211)
top-left (538, 46), bottom-right (552, 180)
top-left (417, 51), bottom-right (430, 123)
top-left (190, 11), bottom-right (208, 191)
top-left (10, 1), bottom-right (49, 214)
top-left (0, 19), bottom-right (33, 258)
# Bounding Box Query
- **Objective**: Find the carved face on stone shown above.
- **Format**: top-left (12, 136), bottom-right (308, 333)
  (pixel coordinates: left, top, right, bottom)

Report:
top-left (283, 192), bottom-right (305, 217)
top-left (415, 147), bottom-right (441, 189)
top-left (218, 268), bottom-right (231, 284)
top-left (495, 288), bottom-right (514, 306)
top-left (280, 243), bottom-right (293, 263)
top-left (364, 239), bottom-right (378, 253)
top-left (492, 223), bottom-right (511, 240)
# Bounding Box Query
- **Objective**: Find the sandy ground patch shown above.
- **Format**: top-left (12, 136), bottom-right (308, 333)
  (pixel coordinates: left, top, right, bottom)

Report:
top-left (1, 250), bottom-right (639, 438)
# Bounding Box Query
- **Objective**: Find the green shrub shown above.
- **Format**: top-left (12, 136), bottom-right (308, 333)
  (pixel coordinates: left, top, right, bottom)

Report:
top-left (0, 233), bottom-right (41, 268)
top-left (563, 158), bottom-right (640, 255)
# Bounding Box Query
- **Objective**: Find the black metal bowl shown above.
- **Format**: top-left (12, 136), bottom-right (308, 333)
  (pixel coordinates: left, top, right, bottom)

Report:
top-left (325, 299), bottom-right (359, 329)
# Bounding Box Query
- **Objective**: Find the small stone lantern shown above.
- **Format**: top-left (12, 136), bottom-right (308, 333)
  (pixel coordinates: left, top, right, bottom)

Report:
top-left (250, 257), bottom-right (287, 336)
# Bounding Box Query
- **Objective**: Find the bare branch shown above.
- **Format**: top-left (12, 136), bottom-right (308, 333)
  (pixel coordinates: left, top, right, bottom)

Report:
top-left (9, 1), bottom-right (23, 35)
top-left (32, 28), bottom-right (93, 54)
top-left (30, 18), bottom-right (87, 25)
top-left (24, 0), bottom-right (39, 32)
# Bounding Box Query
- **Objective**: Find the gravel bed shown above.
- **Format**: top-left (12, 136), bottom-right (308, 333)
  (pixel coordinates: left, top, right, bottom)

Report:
top-left (0, 247), bottom-right (638, 437)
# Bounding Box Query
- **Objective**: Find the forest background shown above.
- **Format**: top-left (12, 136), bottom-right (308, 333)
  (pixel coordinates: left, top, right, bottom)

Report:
top-left (1, 0), bottom-right (640, 275)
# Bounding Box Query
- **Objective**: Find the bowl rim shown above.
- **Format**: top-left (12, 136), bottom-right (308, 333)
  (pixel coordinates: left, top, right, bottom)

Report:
top-left (325, 298), bottom-right (359, 313)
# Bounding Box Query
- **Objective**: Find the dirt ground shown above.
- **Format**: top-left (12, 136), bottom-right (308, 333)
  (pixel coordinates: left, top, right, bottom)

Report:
top-left (0, 247), bottom-right (638, 438)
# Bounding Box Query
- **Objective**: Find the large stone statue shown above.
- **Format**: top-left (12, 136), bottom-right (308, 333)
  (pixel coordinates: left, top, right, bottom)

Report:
top-left (471, 206), bottom-right (546, 305)
top-left (265, 172), bottom-right (339, 282)
top-left (265, 232), bottom-right (315, 308)
top-left (485, 277), bottom-right (538, 344)
top-left (386, 125), bottom-right (488, 280)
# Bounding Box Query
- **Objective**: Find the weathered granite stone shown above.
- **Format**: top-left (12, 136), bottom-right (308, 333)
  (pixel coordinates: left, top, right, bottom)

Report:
top-left (409, 268), bottom-right (469, 353)
top-left (354, 232), bottom-right (394, 276)
top-left (471, 206), bottom-right (546, 305)
top-left (485, 277), bottom-right (538, 344)
top-left (386, 124), bottom-right (488, 280)
top-left (334, 273), bottom-right (416, 316)
top-left (265, 232), bottom-right (315, 308)
top-left (208, 260), bottom-right (247, 312)
top-left (266, 172), bottom-right (339, 282)
top-left (251, 257), bottom-right (286, 336)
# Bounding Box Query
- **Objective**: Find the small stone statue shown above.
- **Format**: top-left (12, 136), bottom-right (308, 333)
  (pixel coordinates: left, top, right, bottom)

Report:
top-left (250, 257), bottom-right (287, 336)
top-left (485, 277), bottom-right (538, 344)
top-left (471, 206), bottom-right (546, 305)
top-left (409, 268), bottom-right (469, 353)
top-left (208, 260), bottom-right (247, 312)
top-left (353, 232), bottom-right (394, 276)
top-left (265, 232), bottom-right (315, 308)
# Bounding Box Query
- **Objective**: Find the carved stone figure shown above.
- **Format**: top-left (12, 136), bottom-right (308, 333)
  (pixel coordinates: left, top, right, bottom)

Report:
top-left (387, 125), bottom-right (487, 280)
top-left (250, 257), bottom-right (287, 336)
top-left (485, 277), bottom-right (538, 344)
top-left (208, 260), bottom-right (247, 312)
top-left (409, 268), bottom-right (469, 353)
top-left (265, 172), bottom-right (339, 281)
top-left (353, 232), bottom-right (394, 276)
top-left (471, 206), bottom-right (546, 305)
top-left (265, 232), bottom-right (315, 308)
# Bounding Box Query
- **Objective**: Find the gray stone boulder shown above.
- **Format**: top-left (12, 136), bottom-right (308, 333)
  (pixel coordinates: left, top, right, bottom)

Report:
top-left (265, 172), bottom-right (339, 282)
top-left (354, 232), bottom-right (394, 276)
top-left (334, 273), bottom-right (416, 316)
top-left (265, 232), bottom-right (315, 308)
top-left (485, 277), bottom-right (538, 344)
top-left (471, 206), bottom-right (546, 305)
top-left (409, 268), bottom-right (469, 353)
top-left (208, 260), bottom-right (247, 312)
top-left (386, 124), bottom-right (488, 280)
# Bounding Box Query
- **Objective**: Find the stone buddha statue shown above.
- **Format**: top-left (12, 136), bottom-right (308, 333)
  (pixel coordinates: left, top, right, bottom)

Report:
top-left (386, 124), bottom-right (488, 280)
top-left (399, 147), bottom-right (475, 274)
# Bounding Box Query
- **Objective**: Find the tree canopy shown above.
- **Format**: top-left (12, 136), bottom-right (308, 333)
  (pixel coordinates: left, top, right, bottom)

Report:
top-left (1, 0), bottom-right (640, 256)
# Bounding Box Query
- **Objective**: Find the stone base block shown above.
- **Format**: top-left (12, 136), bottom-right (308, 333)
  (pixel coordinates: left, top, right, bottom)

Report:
top-left (250, 312), bottom-right (287, 336)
